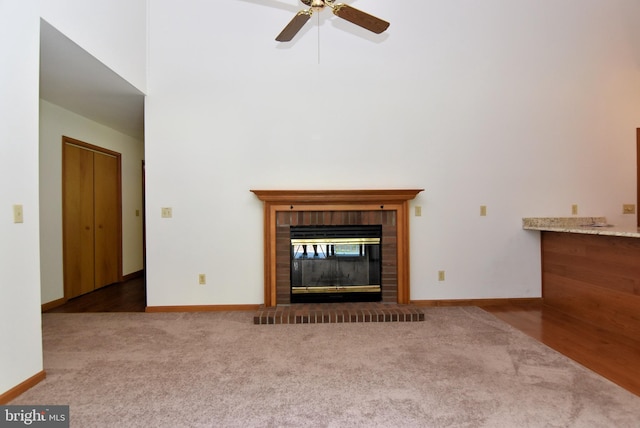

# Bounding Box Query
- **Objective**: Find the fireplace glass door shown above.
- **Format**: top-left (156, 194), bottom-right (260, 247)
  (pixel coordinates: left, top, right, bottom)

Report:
top-left (290, 225), bottom-right (382, 303)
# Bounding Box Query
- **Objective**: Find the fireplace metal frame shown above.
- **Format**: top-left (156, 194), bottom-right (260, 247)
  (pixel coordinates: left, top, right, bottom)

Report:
top-left (290, 224), bottom-right (382, 303)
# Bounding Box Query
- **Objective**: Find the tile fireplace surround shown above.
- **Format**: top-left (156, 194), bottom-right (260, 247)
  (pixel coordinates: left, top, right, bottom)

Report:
top-left (251, 189), bottom-right (424, 309)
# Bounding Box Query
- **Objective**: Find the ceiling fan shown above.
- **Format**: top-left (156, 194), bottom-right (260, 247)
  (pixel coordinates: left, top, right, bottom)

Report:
top-left (276, 0), bottom-right (390, 42)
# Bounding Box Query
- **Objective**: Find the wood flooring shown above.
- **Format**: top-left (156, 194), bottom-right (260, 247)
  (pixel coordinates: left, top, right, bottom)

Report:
top-left (483, 302), bottom-right (640, 397)
top-left (44, 283), bottom-right (639, 397)
top-left (45, 276), bottom-right (146, 313)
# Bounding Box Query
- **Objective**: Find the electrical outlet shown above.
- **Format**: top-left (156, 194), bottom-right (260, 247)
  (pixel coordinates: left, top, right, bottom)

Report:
top-left (480, 205), bottom-right (487, 216)
top-left (623, 204), bottom-right (636, 214)
top-left (415, 206), bottom-right (422, 217)
top-left (438, 270), bottom-right (445, 281)
top-left (161, 207), bottom-right (172, 218)
top-left (198, 274), bottom-right (206, 285)
top-left (571, 204), bottom-right (578, 215)
top-left (13, 205), bottom-right (23, 223)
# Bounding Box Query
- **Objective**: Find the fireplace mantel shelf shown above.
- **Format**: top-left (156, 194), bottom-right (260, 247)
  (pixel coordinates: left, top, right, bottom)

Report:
top-left (251, 189), bottom-right (424, 307)
top-left (251, 189), bottom-right (424, 204)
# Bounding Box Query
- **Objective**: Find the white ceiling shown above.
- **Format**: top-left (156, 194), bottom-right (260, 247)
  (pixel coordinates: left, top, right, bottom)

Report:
top-left (39, 20), bottom-right (145, 140)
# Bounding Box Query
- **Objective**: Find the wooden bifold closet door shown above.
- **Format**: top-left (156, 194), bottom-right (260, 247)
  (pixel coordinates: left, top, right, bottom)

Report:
top-left (63, 137), bottom-right (122, 299)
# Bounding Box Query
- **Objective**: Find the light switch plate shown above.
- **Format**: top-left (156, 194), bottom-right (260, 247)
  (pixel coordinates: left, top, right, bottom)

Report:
top-left (13, 205), bottom-right (23, 223)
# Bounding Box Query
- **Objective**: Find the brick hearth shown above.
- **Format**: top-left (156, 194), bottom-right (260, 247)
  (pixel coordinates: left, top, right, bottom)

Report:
top-left (254, 302), bottom-right (425, 324)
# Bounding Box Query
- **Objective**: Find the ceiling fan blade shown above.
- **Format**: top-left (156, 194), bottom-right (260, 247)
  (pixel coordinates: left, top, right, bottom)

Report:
top-left (332, 4), bottom-right (389, 34)
top-left (276, 10), bottom-right (312, 42)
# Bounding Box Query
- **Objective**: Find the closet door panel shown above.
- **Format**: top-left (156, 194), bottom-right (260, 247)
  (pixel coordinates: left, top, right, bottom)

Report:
top-left (94, 151), bottom-right (121, 288)
top-left (63, 144), bottom-right (95, 297)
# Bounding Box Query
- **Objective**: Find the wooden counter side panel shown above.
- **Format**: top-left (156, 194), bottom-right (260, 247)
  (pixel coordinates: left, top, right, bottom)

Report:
top-left (543, 272), bottom-right (640, 337)
top-left (542, 232), bottom-right (640, 339)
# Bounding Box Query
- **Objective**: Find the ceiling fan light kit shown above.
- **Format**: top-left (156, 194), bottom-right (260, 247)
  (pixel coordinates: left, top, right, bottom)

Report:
top-left (275, 0), bottom-right (390, 42)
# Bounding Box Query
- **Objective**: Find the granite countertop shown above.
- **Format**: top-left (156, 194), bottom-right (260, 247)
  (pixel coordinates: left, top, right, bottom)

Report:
top-left (523, 217), bottom-right (640, 238)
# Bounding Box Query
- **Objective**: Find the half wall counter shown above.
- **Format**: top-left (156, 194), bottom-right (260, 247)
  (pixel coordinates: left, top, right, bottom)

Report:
top-left (523, 216), bottom-right (640, 238)
top-left (523, 216), bottom-right (640, 343)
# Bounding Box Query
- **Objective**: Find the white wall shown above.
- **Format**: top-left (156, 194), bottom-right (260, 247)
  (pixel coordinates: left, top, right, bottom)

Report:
top-left (145, 0), bottom-right (640, 306)
top-left (39, 100), bottom-right (144, 304)
top-left (0, 0), bottom-right (44, 396)
top-left (0, 0), bottom-right (146, 397)
top-left (39, 0), bottom-right (147, 92)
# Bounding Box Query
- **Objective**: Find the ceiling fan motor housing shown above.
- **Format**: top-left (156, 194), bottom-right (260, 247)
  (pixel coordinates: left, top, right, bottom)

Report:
top-left (302, 0), bottom-right (332, 11)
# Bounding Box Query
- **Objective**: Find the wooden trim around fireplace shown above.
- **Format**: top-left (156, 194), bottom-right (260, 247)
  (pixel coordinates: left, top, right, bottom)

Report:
top-left (251, 189), bottom-right (424, 307)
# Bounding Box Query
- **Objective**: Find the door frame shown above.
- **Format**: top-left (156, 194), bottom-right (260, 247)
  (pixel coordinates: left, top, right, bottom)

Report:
top-left (62, 135), bottom-right (123, 300)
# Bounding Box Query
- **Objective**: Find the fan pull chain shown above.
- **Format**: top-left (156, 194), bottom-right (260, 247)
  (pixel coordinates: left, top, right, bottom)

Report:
top-left (317, 13), bottom-right (320, 64)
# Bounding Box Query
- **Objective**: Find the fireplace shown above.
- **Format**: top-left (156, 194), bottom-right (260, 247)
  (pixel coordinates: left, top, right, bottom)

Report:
top-left (251, 189), bottom-right (424, 307)
top-left (290, 225), bottom-right (382, 303)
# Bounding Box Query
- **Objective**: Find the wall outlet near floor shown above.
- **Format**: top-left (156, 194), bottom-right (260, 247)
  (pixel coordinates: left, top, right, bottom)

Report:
top-left (438, 270), bottom-right (445, 281)
top-left (480, 205), bottom-right (487, 216)
top-left (198, 274), bottom-right (206, 285)
top-left (622, 204), bottom-right (636, 214)
top-left (571, 204), bottom-right (578, 215)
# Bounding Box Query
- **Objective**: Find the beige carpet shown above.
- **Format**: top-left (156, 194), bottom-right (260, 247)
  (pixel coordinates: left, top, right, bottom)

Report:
top-left (10, 307), bottom-right (640, 427)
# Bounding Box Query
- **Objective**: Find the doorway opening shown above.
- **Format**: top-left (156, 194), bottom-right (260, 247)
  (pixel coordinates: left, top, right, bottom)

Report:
top-left (39, 20), bottom-right (146, 313)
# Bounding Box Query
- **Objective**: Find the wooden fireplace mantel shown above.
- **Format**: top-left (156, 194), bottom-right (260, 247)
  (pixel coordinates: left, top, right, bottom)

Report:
top-left (251, 189), bottom-right (424, 307)
top-left (251, 189), bottom-right (424, 205)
